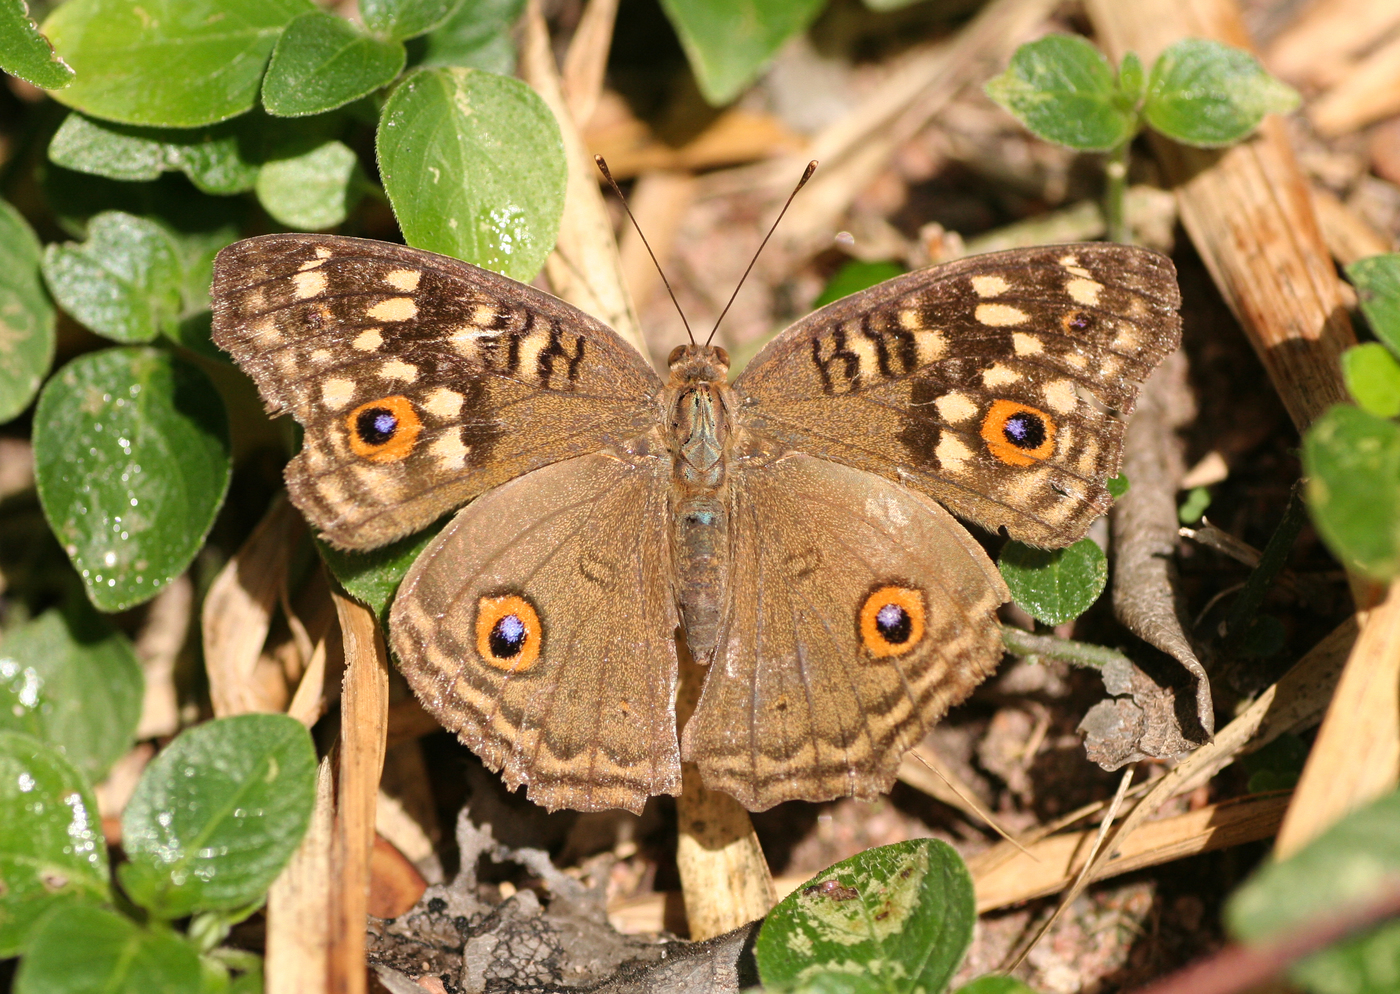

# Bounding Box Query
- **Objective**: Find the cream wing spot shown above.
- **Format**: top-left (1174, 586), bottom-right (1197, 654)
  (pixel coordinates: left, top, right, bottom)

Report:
top-left (321, 378), bottom-right (355, 410)
top-left (472, 304), bottom-right (497, 326)
top-left (1066, 278), bottom-right (1103, 306)
top-left (898, 308), bottom-right (923, 330)
top-left (971, 274), bottom-right (1011, 297)
top-left (314, 246), bottom-right (332, 259)
top-left (353, 328), bottom-right (383, 352)
top-left (981, 363), bottom-right (1019, 388)
top-left (315, 475), bottom-right (347, 507)
top-left (367, 297), bottom-right (418, 322)
top-left (384, 268), bottom-right (422, 292)
top-left (298, 258), bottom-right (326, 271)
top-left (1077, 436), bottom-right (1102, 475)
top-left (293, 270), bottom-right (328, 299)
top-left (428, 432), bottom-right (471, 470)
top-left (380, 359), bottom-right (417, 381)
top-left (1043, 378), bottom-right (1078, 414)
top-left (309, 348), bottom-right (333, 364)
top-left (1111, 324), bottom-right (1141, 350)
top-left (914, 328), bottom-right (946, 363)
top-left (423, 387), bottom-right (464, 419)
top-left (1012, 332), bottom-right (1043, 356)
top-left (936, 433), bottom-right (975, 473)
top-left (1059, 255), bottom-right (1092, 278)
top-left (975, 303), bottom-right (1029, 327)
top-left (934, 392), bottom-right (979, 424)
top-left (250, 316), bottom-right (280, 346)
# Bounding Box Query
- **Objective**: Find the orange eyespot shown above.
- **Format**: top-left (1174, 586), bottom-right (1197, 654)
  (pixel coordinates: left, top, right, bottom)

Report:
top-left (475, 594), bottom-right (543, 672)
top-left (981, 399), bottom-right (1055, 467)
top-left (858, 586), bottom-right (926, 658)
top-left (346, 396), bottom-right (420, 463)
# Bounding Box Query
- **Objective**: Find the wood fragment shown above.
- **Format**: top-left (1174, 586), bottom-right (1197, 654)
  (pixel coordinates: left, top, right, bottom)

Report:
top-left (1310, 185), bottom-right (1397, 265)
top-left (133, 573), bottom-right (190, 739)
top-left (267, 757), bottom-right (334, 992)
top-left (1263, 0), bottom-right (1400, 89)
top-left (1309, 33), bottom-right (1400, 137)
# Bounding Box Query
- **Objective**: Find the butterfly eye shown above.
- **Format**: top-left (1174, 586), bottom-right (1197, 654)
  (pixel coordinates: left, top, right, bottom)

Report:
top-left (858, 585), bottom-right (926, 658)
top-left (346, 395), bottom-right (421, 463)
top-left (980, 399), bottom-right (1056, 467)
top-left (475, 594), bottom-right (543, 671)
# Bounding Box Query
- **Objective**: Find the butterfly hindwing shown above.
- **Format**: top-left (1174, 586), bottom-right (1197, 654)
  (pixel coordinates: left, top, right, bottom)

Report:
top-left (211, 234), bottom-right (664, 549)
top-left (733, 243), bottom-right (1181, 547)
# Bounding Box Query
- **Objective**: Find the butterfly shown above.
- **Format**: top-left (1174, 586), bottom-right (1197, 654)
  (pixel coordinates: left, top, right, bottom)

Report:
top-left (210, 235), bottom-right (1180, 814)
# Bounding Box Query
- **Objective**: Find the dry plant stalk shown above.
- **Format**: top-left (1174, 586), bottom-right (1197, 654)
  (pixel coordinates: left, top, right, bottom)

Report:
top-left (266, 758), bottom-right (335, 991)
top-left (1263, 0), bottom-right (1400, 89)
top-left (1307, 33), bottom-right (1400, 136)
top-left (1310, 186), bottom-right (1398, 265)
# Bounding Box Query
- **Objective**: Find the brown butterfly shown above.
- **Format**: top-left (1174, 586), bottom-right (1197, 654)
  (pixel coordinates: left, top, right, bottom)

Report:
top-left (210, 235), bottom-right (1180, 813)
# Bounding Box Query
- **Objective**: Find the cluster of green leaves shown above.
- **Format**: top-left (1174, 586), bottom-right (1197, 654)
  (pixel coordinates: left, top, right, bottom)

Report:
top-left (1304, 255), bottom-right (1400, 581)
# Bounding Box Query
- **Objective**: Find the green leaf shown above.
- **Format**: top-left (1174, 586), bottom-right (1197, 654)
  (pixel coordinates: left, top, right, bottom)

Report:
top-left (657, 0), bottom-right (825, 106)
top-left (813, 260), bottom-right (905, 309)
top-left (255, 140), bottom-right (363, 230)
top-left (1303, 404), bottom-right (1400, 582)
top-left (14, 905), bottom-right (204, 993)
top-left (119, 713), bottom-right (316, 918)
top-left (1, 0), bottom-right (75, 88)
top-left (984, 34), bottom-right (1135, 153)
top-left (1243, 732), bottom-right (1306, 794)
top-left (262, 11), bottom-right (405, 117)
top-left (34, 347), bottom-right (232, 612)
top-left (48, 113), bottom-right (261, 194)
top-left (955, 978), bottom-right (1042, 994)
top-left (411, 0), bottom-right (523, 74)
top-left (316, 523), bottom-right (441, 626)
top-left (1143, 38), bottom-right (1300, 149)
top-left (0, 606), bottom-right (143, 783)
top-left (1117, 51), bottom-right (1145, 108)
top-left (1106, 473), bottom-right (1130, 499)
top-left (42, 0), bottom-right (316, 128)
top-left (1227, 788), bottom-right (1400, 994)
top-left (1346, 254), bottom-right (1400, 358)
top-left (998, 538), bottom-right (1108, 625)
top-left (756, 839), bottom-right (975, 994)
top-left (0, 731), bottom-right (110, 958)
top-left (362, 0), bottom-right (461, 41)
top-left (1178, 485), bottom-right (1211, 524)
top-left (1342, 343), bottom-right (1400, 418)
top-left (0, 199), bottom-right (56, 424)
top-left (42, 212), bottom-right (184, 344)
top-left (377, 66), bottom-right (565, 281)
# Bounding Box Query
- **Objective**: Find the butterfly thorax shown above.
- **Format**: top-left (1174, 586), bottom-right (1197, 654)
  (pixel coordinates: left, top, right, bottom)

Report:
top-left (665, 344), bottom-right (735, 665)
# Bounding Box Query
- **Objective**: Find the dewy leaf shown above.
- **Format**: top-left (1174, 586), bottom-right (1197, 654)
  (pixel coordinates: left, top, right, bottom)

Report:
top-left (1227, 788), bottom-right (1400, 994)
top-left (316, 522), bottom-right (442, 626)
top-left (262, 11), bottom-right (405, 117)
top-left (14, 905), bottom-right (203, 994)
top-left (1304, 404), bottom-right (1400, 582)
top-left (0, 0), bottom-right (76, 88)
top-left (33, 347), bottom-right (232, 612)
top-left (1143, 38), bottom-right (1300, 149)
top-left (0, 731), bottom-right (110, 958)
top-left (412, 0), bottom-right (524, 75)
top-left (42, 0), bottom-right (316, 127)
top-left (1342, 343), bottom-right (1400, 419)
top-left (41, 212), bottom-right (183, 343)
top-left (119, 713), bottom-right (316, 919)
top-left (756, 839), bottom-right (975, 994)
top-left (362, 0), bottom-right (461, 41)
top-left (48, 112), bottom-right (261, 194)
top-left (998, 538), bottom-right (1108, 625)
top-left (0, 199), bottom-right (55, 424)
top-left (255, 139), bottom-right (363, 230)
top-left (657, 0), bottom-right (825, 106)
top-left (377, 67), bottom-right (565, 281)
top-left (1346, 253), bottom-right (1400, 358)
top-left (0, 606), bottom-right (143, 783)
top-left (984, 34), bottom-right (1135, 152)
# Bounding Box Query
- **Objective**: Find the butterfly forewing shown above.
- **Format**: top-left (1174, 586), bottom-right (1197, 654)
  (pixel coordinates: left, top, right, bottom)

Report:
top-left (733, 243), bottom-right (1181, 548)
top-left (211, 234), bottom-right (664, 549)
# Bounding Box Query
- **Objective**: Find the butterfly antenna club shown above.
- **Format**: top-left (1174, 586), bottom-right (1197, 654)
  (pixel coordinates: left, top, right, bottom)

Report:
top-left (595, 155), bottom-right (697, 345)
top-left (706, 159), bottom-right (818, 347)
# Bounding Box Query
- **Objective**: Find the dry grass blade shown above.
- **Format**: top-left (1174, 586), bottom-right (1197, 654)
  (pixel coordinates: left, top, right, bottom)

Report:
top-left (1308, 34), bottom-right (1400, 137)
top-left (1310, 186), bottom-right (1397, 265)
top-left (133, 574), bottom-right (191, 739)
top-left (560, 0), bottom-right (618, 129)
top-left (287, 636), bottom-right (328, 728)
top-left (898, 745), bottom-right (1034, 856)
top-left (266, 757), bottom-right (335, 991)
top-left (1263, 0), bottom-right (1400, 89)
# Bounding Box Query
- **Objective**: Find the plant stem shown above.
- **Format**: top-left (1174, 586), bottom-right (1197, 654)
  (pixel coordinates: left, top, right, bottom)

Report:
top-left (1000, 625), bottom-right (1134, 670)
top-left (1104, 140), bottom-right (1130, 244)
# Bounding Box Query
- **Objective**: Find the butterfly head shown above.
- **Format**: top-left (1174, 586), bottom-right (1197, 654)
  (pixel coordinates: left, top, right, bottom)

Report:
top-left (667, 344), bottom-right (731, 387)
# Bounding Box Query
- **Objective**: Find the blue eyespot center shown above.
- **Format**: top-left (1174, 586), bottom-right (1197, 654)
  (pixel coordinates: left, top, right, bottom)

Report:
top-left (1003, 410), bottom-right (1046, 450)
top-left (875, 602), bottom-right (912, 645)
top-left (489, 614), bottom-right (527, 658)
top-left (356, 407), bottom-right (398, 445)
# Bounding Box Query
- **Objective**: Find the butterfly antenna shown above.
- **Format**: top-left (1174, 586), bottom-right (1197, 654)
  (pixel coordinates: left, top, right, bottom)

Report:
top-left (705, 159), bottom-right (817, 347)
top-left (595, 155), bottom-right (696, 345)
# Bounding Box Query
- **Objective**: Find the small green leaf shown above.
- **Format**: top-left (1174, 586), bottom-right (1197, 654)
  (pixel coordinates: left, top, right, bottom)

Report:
top-left (0, 199), bottom-right (56, 424)
top-left (955, 978), bottom-right (1043, 994)
top-left (377, 66), bottom-right (565, 281)
top-left (1346, 254), bottom-right (1400, 358)
top-left (1178, 485), bottom-right (1211, 524)
top-left (1, 0), bottom-right (76, 88)
top-left (48, 112), bottom-right (261, 194)
top-left (1143, 38), bottom-right (1300, 149)
top-left (34, 347), bottom-right (232, 612)
top-left (41, 212), bottom-right (183, 344)
top-left (1342, 343), bottom-right (1400, 418)
top-left (256, 140), bottom-right (363, 230)
top-left (0, 606), bottom-right (143, 782)
top-left (998, 538), bottom-right (1107, 626)
top-left (657, 0), bottom-right (826, 106)
top-left (14, 905), bottom-right (203, 993)
top-left (43, 0), bottom-right (316, 128)
top-left (411, 0), bottom-right (523, 74)
top-left (813, 260), bottom-right (905, 309)
top-left (0, 731), bottom-right (110, 958)
top-left (316, 523), bottom-right (441, 626)
top-left (756, 839), bottom-right (975, 994)
top-left (1117, 51), bottom-right (1145, 108)
top-left (262, 11), bottom-right (405, 117)
top-left (362, 0), bottom-right (460, 41)
top-left (1243, 732), bottom-right (1306, 794)
top-left (985, 34), bottom-right (1135, 152)
top-left (1106, 473), bottom-right (1130, 499)
top-left (1303, 404), bottom-right (1400, 581)
top-left (119, 713), bottom-right (316, 918)
top-left (1227, 788), bottom-right (1400, 994)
